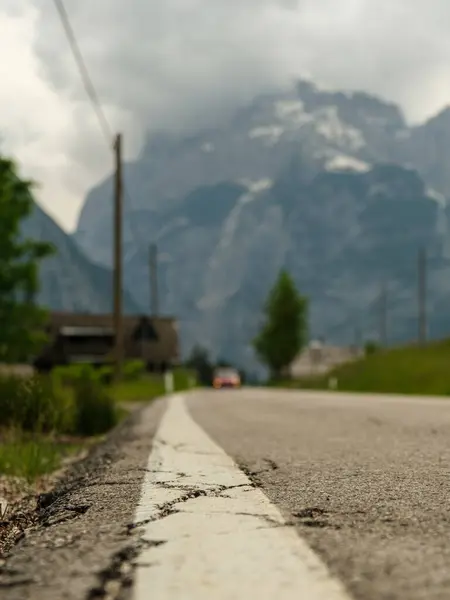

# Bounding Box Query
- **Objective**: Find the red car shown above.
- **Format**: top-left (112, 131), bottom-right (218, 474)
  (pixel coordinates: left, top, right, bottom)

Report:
top-left (213, 367), bottom-right (241, 389)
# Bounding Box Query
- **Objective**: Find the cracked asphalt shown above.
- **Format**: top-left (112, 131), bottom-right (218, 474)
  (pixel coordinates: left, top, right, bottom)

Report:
top-left (2, 388), bottom-right (450, 599)
top-left (0, 398), bottom-right (166, 600)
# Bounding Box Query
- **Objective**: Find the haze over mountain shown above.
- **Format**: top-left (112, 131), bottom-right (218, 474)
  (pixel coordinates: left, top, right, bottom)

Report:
top-left (23, 202), bottom-right (138, 315)
top-left (6, 0), bottom-right (450, 232)
top-left (67, 80), bottom-right (450, 367)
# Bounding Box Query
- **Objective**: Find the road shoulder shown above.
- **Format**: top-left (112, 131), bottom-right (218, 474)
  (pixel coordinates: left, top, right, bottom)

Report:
top-left (0, 398), bottom-right (166, 600)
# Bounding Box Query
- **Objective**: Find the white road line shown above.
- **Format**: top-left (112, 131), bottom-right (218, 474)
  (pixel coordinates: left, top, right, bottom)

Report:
top-left (132, 395), bottom-right (352, 599)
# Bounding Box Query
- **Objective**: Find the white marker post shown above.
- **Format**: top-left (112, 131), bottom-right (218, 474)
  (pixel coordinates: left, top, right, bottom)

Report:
top-left (164, 370), bottom-right (174, 395)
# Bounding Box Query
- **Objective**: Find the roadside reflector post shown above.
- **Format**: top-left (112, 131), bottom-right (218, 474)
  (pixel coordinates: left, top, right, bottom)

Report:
top-left (164, 370), bottom-right (174, 395)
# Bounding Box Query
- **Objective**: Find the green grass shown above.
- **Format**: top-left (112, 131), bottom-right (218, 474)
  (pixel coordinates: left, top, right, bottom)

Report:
top-left (110, 368), bottom-right (197, 402)
top-left (173, 368), bottom-right (197, 391)
top-left (0, 365), bottom-right (125, 483)
top-left (283, 339), bottom-right (450, 396)
top-left (0, 367), bottom-right (119, 437)
top-left (0, 364), bottom-right (197, 483)
top-left (0, 433), bottom-right (81, 482)
top-left (110, 375), bottom-right (165, 402)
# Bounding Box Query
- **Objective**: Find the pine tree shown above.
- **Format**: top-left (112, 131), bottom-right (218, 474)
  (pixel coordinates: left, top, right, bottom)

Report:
top-left (253, 269), bottom-right (308, 379)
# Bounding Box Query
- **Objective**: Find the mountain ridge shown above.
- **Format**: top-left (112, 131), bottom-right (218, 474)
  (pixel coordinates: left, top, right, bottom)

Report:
top-left (23, 202), bottom-right (139, 314)
top-left (72, 79), bottom-right (450, 367)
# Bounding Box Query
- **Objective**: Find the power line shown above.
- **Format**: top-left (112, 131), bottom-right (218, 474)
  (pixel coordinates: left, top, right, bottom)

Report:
top-left (52, 0), bottom-right (150, 262)
top-left (51, 0), bottom-right (113, 147)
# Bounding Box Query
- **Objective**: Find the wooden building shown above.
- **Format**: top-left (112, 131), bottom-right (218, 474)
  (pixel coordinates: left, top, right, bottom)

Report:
top-left (34, 312), bottom-right (179, 372)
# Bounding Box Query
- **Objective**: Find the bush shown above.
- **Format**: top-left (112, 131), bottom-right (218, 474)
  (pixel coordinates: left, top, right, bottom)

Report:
top-left (72, 367), bottom-right (118, 436)
top-left (122, 360), bottom-right (146, 381)
top-left (53, 363), bottom-right (104, 385)
top-left (0, 367), bottom-right (119, 437)
top-left (0, 374), bottom-right (72, 433)
top-left (364, 340), bottom-right (380, 356)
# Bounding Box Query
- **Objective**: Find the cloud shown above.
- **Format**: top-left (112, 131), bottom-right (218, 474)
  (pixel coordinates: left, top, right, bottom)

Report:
top-left (0, 6), bottom-right (79, 228)
top-left (2, 0), bottom-right (450, 230)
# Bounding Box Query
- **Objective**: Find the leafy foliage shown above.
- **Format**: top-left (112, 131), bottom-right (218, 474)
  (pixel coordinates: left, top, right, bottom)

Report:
top-left (253, 270), bottom-right (308, 378)
top-left (0, 157), bottom-right (54, 362)
top-left (364, 340), bottom-right (380, 356)
top-left (185, 344), bottom-right (215, 385)
top-left (0, 374), bottom-right (72, 433)
top-left (72, 367), bottom-right (117, 436)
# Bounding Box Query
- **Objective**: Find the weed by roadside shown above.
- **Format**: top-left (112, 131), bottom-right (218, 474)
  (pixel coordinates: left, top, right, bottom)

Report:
top-left (0, 365), bottom-right (118, 486)
top-left (0, 433), bottom-right (81, 482)
top-left (72, 371), bottom-right (118, 436)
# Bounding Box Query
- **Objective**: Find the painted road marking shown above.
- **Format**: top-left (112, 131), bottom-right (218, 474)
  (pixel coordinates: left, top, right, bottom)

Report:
top-left (132, 395), bottom-right (352, 599)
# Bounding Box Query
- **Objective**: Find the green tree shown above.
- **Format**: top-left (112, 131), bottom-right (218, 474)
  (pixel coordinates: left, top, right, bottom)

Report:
top-left (185, 344), bottom-right (214, 386)
top-left (364, 340), bottom-right (380, 356)
top-left (0, 157), bottom-right (54, 362)
top-left (252, 269), bottom-right (308, 380)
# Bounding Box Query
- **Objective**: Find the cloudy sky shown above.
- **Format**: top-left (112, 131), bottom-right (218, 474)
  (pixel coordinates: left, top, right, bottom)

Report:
top-left (2, 0), bottom-right (450, 231)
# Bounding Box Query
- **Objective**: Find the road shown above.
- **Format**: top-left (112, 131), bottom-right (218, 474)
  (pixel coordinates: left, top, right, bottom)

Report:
top-left (2, 388), bottom-right (450, 599)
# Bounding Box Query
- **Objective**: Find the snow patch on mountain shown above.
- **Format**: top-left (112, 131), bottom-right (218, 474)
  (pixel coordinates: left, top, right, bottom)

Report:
top-left (240, 178), bottom-right (273, 195)
top-left (274, 99), bottom-right (312, 127)
top-left (314, 106), bottom-right (365, 150)
top-left (326, 154), bottom-right (371, 173)
top-left (248, 125), bottom-right (284, 145)
top-left (426, 188), bottom-right (447, 206)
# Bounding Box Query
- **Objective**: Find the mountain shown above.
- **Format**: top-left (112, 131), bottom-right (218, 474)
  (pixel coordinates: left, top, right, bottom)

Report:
top-left (73, 80), bottom-right (450, 367)
top-left (23, 203), bottom-right (139, 313)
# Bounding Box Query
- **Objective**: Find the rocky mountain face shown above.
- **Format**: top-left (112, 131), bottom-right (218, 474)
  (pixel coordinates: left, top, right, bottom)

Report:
top-left (73, 80), bottom-right (450, 368)
top-left (23, 203), bottom-right (138, 314)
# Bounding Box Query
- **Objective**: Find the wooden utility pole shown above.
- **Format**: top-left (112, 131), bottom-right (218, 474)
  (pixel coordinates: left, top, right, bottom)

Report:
top-left (379, 282), bottom-right (387, 347)
top-left (149, 243), bottom-right (159, 316)
top-left (113, 133), bottom-right (123, 380)
top-left (418, 246), bottom-right (427, 345)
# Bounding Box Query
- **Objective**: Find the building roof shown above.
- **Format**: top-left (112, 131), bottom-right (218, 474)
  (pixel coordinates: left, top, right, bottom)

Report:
top-left (60, 326), bottom-right (115, 337)
top-left (44, 312), bottom-right (179, 363)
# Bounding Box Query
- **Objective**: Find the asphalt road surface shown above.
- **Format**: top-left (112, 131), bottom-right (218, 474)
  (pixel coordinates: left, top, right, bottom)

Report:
top-left (3, 388), bottom-right (450, 600)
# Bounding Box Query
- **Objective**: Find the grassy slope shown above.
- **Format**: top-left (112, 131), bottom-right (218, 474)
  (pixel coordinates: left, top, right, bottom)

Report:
top-left (110, 368), bottom-right (196, 402)
top-left (285, 340), bottom-right (450, 396)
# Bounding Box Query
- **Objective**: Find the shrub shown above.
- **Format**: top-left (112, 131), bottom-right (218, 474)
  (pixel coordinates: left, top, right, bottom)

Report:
top-left (19, 376), bottom-right (72, 433)
top-left (97, 365), bottom-right (114, 384)
top-left (122, 360), bottom-right (146, 381)
top-left (0, 365), bottom-right (121, 440)
top-left (53, 363), bottom-right (97, 385)
top-left (0, 374), bottom-right (71, 433)
top-left (72, 367), bottom-right (118, 436)
top-left (364, 340), bottom-right (380, 356)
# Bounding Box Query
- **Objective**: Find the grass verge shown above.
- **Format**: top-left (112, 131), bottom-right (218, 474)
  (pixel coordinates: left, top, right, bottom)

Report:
top-left (280, 339), bottom-right (450, 396)
top-left (111, 368), bottom-right (196, 402)
top-left (0, 365), bottom-right (120, 485)
top-left (0, 432), bottom-right (82, 482)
